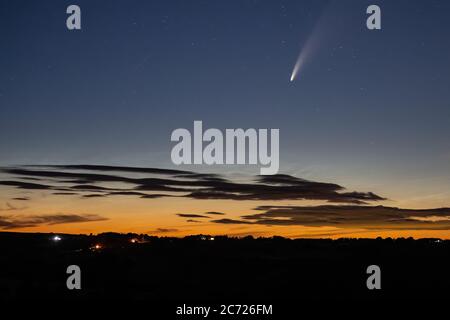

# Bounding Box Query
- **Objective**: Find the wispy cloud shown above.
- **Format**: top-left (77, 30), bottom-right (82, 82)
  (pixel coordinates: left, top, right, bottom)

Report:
top-left (0, 202), bottom-right (27, 211)
top-left (176, 214), bottom-right (210, 218)
top-left (150, 228), bottom-right (179, 233)
top-left (210, 205), bottom-right (450, 230)
top-left (0, 213), bottom-right (108, 230)
top-left (0, 165), bottom-right (386, 204)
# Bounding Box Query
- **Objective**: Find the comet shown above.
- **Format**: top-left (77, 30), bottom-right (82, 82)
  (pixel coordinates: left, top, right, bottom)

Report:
top-left (290, 52), bottom-right (305, 82)
top-left (289, 32), bottom-right (318, 82)
top-left (289, 2), bottom-right (333, 82)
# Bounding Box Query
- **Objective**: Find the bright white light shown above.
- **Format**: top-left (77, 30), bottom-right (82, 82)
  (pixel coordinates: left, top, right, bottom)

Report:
top-left (290, 56), bottom-right (302, 82)
top-left (289, 9), bottom-right (327, 82)
top-left (53, 235), bottom-right (61, 241)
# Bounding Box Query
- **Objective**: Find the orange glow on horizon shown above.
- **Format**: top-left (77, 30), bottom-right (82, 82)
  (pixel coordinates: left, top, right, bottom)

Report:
top-left (2, 186), bottom-right (450, 239)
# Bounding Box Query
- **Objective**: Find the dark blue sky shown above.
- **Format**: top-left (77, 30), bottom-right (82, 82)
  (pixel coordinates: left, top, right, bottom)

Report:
top-left (1, 0), bottom-right (449, 201)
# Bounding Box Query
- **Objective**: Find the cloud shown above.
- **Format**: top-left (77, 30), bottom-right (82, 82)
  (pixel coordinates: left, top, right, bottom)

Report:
top-left (185, 174), bottom-right (385, 203)
top-left (35, 164), bottom-right (192, 176)
top-left (211, 205), bottom-right (450, 230)
top-left (150, 228), bottom-right (179, 233)
top-left (3, 165), bottom-right (450, 232)
top-left (0, 180), bottom-right (55, 190)
top-left (0, 165), bottom-right (386, 204)
top-left (408, 215), bottom-right (450, 222)
top-left (205, 211), bottom-right (226, 215)
top-left (176, 211), bottom-right (231, 222)
top-left (211, 218), bottom-right (253, 225)
top-left (0, 202), bottom-right (27, 211)
top-left (70, 184), bottom-right (116, 191)
top-left (140, 194), bottom-right (173, 199)
top-left (53, 192), bottom-right (79, 195)
top-left (0, 213), bottom-right (108, 230)
top-left (176, 214), bottom-right (209, 218)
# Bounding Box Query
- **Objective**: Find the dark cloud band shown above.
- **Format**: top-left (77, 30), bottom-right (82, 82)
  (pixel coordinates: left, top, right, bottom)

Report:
top-left (0, 213), bottom-right (108, 230)
top-left (210, 205), bottom-right (450, 230)
top-left (0, 165), bottom-right (386, 204)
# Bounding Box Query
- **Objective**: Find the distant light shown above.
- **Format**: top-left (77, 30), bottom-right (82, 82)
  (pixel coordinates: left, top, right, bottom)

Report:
top-left (53, 235), bottom-right (61, 242)
top-left (210, 237), bottom-right (215, 241)
top-left (95, 244), bottom-right (101, 249)
top-left (131, 239), bottom-right (137, 243)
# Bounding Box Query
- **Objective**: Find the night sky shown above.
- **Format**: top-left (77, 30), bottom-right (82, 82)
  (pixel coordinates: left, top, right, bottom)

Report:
top-left (1, 0), bottom-right (450, 237)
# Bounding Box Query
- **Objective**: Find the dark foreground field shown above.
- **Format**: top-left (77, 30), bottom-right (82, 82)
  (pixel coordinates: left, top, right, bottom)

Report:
top-left (0, 232), bottom-right (449, 302)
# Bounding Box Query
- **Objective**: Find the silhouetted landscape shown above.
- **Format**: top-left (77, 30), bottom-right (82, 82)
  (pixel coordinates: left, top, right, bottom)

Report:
top-left (1, 232), bottom-right (449, 302)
